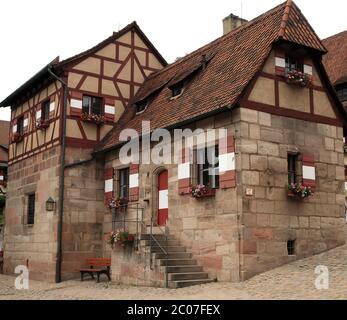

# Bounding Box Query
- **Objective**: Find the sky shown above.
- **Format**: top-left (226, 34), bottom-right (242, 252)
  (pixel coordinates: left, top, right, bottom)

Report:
top-left (0, 0), bottom-right (346, 121)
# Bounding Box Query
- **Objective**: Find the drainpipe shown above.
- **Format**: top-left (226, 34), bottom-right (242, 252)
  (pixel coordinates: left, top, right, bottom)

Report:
top-left (48, 67), bottom-right (68, 283)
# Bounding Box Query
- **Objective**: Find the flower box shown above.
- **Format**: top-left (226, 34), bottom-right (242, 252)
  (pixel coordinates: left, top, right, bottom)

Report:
top-left (36, 120), bottom-right (50, 130)
top-left (189, 185), bottom-right (216, 199)
top-left (12, 133), bottom-right (23, 143)
top-left (81, 112), bottom-right (105, 125)
top-left (108, 197), bottom-right (129, 211)
top-left (285, 70), bottom-right (312, 88)
top-left (287, 183), bottom-right (313, 199)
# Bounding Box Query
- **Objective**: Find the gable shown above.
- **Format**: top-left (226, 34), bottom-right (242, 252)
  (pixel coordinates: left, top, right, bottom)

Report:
top-left (242, 48), bottom-right (341, 126)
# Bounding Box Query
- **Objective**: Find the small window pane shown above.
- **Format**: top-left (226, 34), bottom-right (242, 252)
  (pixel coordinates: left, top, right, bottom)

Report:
top-left (42, 100), bottom-right (50, 121)
top-left (119, 168), bottom-right (129, 199)
top-left (197, 145), bottom-right (219, 188)
top-left (17, 117), bottom-right (24, 135)
top-left (27, 194), bottom-right (35, 225)
top-left (91, 97), bottom-right (102, 115)
top-left (288, 154), bottom-right (297, 184)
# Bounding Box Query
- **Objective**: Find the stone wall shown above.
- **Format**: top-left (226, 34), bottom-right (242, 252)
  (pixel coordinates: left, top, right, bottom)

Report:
top-left (60, 147), bottom-right (106, 280)
top-left (238, 108), bottom-right (346, 280)
top-left (3, 146), bottom-right (60, 282)
top-left (105, 110), bottom-right (242, 283)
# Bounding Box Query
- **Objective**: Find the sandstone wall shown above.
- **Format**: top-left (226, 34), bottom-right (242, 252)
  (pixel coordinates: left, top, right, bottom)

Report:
top-left (3, 146), bottom-right (60, 282)
top-left (238, 108), bottom-right (346, 280)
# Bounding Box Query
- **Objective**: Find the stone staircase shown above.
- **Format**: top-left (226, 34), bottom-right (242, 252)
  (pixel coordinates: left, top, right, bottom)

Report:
top-left (140, 233), bottom-right (213, 288)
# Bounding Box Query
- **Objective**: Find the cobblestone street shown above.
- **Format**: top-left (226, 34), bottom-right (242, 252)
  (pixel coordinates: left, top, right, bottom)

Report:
top-left (0, 245), bottom-right (346, 300)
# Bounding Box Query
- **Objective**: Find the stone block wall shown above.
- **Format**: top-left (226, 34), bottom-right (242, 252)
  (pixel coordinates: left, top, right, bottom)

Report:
top-left (238, 108), bottom-right (346, 280)
top-left (3, 146), bottom-right (60, 282)
top-left (60, 147), bottom-right (105, 280)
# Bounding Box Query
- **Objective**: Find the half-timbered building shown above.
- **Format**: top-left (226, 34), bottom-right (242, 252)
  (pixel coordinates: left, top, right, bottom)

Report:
top-left (1, 0), bottom-right (347, 286)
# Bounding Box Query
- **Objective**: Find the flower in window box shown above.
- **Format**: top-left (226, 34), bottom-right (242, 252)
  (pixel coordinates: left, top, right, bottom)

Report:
top-left (81, 112), bottom-right (105, 125)
top-left (108, 197), bottom-right (129, 211)
top-left (12, 132), bottom-right (23, 143)
top-left (286, 70), bottom-right (313, 88)
top-left (36, 119), bottom-right (50, 130)
top-left (287, 182), bottom-right (313, 199)
top-left (189, 184), bottom-right (216, 199)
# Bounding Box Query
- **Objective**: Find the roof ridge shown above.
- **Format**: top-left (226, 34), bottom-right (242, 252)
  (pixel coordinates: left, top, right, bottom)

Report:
top-left (278, 0), bottom-right (293, 38)
top-left (146, 1), bottom-right (287, 80)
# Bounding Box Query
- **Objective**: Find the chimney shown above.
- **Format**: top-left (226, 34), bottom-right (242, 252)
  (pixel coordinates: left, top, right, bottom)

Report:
top-left (223, 14), bottom-right (247, 35)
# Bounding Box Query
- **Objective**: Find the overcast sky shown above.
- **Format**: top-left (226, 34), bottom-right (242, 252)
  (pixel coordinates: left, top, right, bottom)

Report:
top-left (0, 0), bottom-right (346, 121)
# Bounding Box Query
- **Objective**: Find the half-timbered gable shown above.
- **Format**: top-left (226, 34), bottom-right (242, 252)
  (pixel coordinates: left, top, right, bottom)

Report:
top-left (64, 23), bottom-right (166, 149)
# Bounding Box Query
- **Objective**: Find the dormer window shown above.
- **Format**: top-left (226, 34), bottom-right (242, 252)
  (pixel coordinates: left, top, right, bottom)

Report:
top-left (135, 99), bottom-right (148, 114)
top-left (171, 82), bottom-right (184, 98)
top-left (337, 86), bottom-right (347, 102)
top-left (285, 56), bottom-right (303, 74)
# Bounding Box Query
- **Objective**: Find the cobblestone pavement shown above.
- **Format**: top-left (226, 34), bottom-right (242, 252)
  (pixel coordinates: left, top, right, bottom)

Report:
top-left (0, 245), bottom-right (346, 300)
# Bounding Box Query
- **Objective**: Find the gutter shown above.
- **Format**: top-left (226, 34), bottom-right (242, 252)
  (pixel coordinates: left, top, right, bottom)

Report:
top-left (47, 67), bottom-right (68, 284)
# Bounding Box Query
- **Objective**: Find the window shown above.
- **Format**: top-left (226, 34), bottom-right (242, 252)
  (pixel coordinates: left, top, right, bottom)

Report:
top-left (82, 95), bottom-right (103, 115)
top-left (285, 56), bottom-right (303, 74)
top-left (288, 154), bottom-right (298, 184)
top-left (17, 116), bottom-right (24, 135)
top-left (197, 145), bottom-right (219, 188)
top-left (171, 82), bottom-right (184, 98)
top-left (41, 100), bottom-right (50, 121)
top-left (119, 168), bottom-right (129, 199)
top-left (337, 87), bottom-right (347, 102)
top-left (135, 99), bottom-right (148, 114)
top-left (287, 240), bottom-right (296, 256)
top-left (27, 194), bottom-right (35, 225)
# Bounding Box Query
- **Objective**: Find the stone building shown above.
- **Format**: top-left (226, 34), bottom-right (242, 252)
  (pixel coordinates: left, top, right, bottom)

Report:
top-left (1, 0), bottom-right (347, 286)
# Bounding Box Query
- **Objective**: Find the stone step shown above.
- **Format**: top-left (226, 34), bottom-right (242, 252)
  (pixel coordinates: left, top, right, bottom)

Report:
top-left (164, 265), bottom-right (204, 273)
top-left (168, 272), bottom-right (209, 281)
top-left (140, 234), bottom-right (174, 241)
top-left (150, 246), bottom-right (186, 253)
top-left (154, 252), bottom-right (192, 260)
top-left (142, 239), bottom-right (180, 246)
top-left (169, 279), bottom-right (214, 289)
top-left (158, 259), bottom-right (197, 266)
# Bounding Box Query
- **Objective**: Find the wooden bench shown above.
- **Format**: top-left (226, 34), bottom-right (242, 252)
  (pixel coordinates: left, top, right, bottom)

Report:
top-left (79, 258), bottom-right (111, 283)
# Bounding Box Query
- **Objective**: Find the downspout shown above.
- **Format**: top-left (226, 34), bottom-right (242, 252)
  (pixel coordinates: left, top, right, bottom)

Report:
top-left (48, 67), bottom-right (68, 283)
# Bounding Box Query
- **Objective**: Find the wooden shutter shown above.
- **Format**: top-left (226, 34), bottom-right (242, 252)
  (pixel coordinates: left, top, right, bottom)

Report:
top-left (104, 167), bottom-right (114, 205)
top-left (178, 148), bottom-right (191, 195)
top-left (275, 49), bottom-right (286, 76)
top-left (0, 170), bottom-right (4, 186)
top-left (70, 91), bottom-right (83, 117)
top-left (219, 135), bottom-right (236, 189)
top-left (129, 164), bottom-right (139, 202)
top-left (302, 154), bottom-right (316, 191)
top-left (104, 98), bottom-right (115, 123)
top-left (49, 95), bottom-right (55, 119)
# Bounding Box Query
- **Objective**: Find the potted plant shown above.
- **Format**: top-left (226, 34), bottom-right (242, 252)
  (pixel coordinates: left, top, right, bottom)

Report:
top-left (189, 184), bottom-right (216, 199)
top-left (286, 70), bottom-right (312, 88)
top-left (12, 132), bottom-right (23, 143)
top-left (36, 119), bottom-right (50, 130)
top-left (105, 229), bottom-right (134, 248)
top-left (287, 182), bottom-right (314, 199)
top-left (81, 112), bottom-right (105, 125)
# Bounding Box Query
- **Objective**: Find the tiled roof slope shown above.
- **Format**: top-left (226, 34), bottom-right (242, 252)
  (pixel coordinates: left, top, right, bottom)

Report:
top-left (96, 0), bottom-right (327, 152)
top-left (322, 30), bottom-right (347, 85)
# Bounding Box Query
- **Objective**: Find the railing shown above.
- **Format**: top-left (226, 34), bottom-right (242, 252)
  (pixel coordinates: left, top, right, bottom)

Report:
top-left (111, 204), bottom-right (169, 288)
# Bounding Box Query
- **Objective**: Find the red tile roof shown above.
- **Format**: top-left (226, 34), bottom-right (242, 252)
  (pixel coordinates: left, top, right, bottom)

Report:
top-left (322, 30), bottom-right (347, 86)
top-left (95, 1), bottom-right (329, 152)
